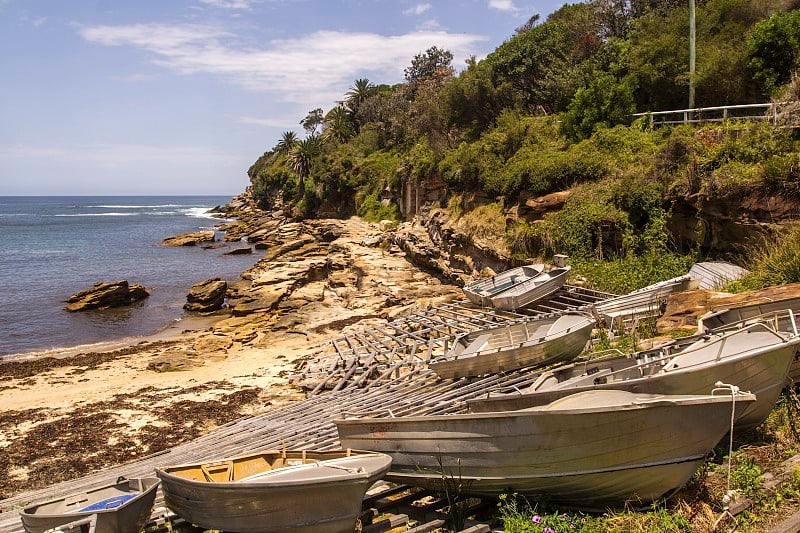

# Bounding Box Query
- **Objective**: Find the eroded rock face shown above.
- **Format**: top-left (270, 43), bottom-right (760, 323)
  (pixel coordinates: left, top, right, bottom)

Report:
top-left (184, 278), bottom-right (228, 312)
top-left (161, 230), bottom-right (216, 247)
top-left (65, 280), bottom-right (149, 312)
top-left (656, 283), bottom-right (800, 333)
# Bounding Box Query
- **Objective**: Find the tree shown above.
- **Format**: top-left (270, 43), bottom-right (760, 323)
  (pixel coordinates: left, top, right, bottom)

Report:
top-left (274, 131), bottom-right (298, 153)
top-left (345, 78), bottom-right (376, 113)
top-left (515, 13), bottom-right (540, 34)
top-left (404, 46), bottom-right (454, 83)
top-left (287, 135), bottom-right (321, 186)
top-left (748, 10), bottom-right (800, 96)
top-left (300, 108), bottom-right (324, 135)
top-left (322, 105), bottom-right (355, 144)
top-left (561, 73), bottom-right (636, 140)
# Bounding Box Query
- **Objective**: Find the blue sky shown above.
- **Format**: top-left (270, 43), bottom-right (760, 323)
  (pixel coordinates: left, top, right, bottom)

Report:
top-left (0, 0), bottom-right (566, 195)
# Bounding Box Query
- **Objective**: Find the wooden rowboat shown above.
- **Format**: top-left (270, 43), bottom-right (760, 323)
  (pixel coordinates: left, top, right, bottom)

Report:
top-left (468, 313), bottom-right (800, 428)
top-left (336, 388), bottom-right (754, 509)
top-left (430, 312), bottom-right (595, 379)
top-left (490, 267), bottom-right (570, 311)
top-left (19, 477), bottom-right (158, 533)
top-left (462, 264), bottom-right (544, 307)
top-left (156, 449), bottom-right (392, 533)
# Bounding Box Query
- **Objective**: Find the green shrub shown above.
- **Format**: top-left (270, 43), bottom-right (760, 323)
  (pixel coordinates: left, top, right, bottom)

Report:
top-left (356, 192), bottom-right (401, 222)
top-left (572, 253), bottom-right (697, 295)
top-left (729, 452), bottom-right (764, 496)
top-left (762, 152), bottom-right (800, 194)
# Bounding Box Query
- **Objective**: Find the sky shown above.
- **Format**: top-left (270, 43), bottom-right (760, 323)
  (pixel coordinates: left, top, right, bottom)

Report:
top-left (0, 0), bottom-right (566, 196)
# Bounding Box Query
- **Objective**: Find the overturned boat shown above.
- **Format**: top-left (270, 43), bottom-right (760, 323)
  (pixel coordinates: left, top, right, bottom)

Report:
top-left (336, 388), bottom-right (753, 508)
top-left (462, 264), bottom-right (544, 307)
top-left (430, 312), bottom-right (595, 379)
top-left (19, 477), bottom-right (159, 533)
top-left (156, 449), bottom-right (391, 533)
top-left (490, 266), bottom-right (570, 311)
top-left (468, 312), bottom-right (800, 428)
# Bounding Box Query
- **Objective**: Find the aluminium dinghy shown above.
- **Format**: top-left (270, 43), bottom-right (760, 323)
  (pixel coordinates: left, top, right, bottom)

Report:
top-left (156, 449), bottom-right (391, 533)
top-left (490, 266), bottom-right (570, 311)
top-left (462, 264), bottom-right (544, 307)
top-left (19, 477), bottom-right (159, 533)
top-left (336, 387), bottom-right (753, 509)
top-left (430, 312), bottom-right (595, 379)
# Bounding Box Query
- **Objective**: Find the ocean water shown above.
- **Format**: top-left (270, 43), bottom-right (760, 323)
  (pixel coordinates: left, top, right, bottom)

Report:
top-left (0, 196), bottom-right (260, 357)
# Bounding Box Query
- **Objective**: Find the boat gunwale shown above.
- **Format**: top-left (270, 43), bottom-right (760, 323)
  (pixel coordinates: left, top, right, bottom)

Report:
top-left (334, 392), bottom-right (755, 425)
top-left (155, 450), bottom-right (390, 488)
top-left (440, 313), bottom-right (595, 362)
top-left (546, 323), bottom-right (800, 387)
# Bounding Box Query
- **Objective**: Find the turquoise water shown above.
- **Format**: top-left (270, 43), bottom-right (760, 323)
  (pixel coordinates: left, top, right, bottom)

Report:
top-left (0, 196), bottom-right (258, 357)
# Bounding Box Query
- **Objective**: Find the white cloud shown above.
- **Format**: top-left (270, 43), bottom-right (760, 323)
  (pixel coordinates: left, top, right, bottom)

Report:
top-left (79, 23), bottom-right (486, 108)
top-left (199, 0), bottom-right (253, 9)
top-left (403, 3), bottom-right (431, 16)
top-left (31, 16), bottom-right (47, 27)
top-left (488, 0), bottom-right (519, 12)
top-left (417, 19), bottom-right (444, 32)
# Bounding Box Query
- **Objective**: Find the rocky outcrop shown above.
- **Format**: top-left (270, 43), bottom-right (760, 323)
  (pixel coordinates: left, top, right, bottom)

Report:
top-left (162, 230), bottom-right (215, 247)
top-left (65, 280), bottom-right (149, 312)
top-left (184, 278), bottom-right (228, 312)
top-left (656, 283), bottom-right (800, 333)
top-left (225, 247), bottom-right (253, 255)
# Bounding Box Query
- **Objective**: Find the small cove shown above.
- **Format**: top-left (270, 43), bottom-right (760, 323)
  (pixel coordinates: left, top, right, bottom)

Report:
top-left (0, 196), bottom-right (259, 357)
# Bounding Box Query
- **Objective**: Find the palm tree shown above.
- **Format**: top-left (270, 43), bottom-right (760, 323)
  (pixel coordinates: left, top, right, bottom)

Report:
top-left (274, 131), bottom-right (298, 154)
top-left (287, 135), bottom-right (320, 187)
top-left (322, 105), bottom-right (355, 144)
top-left (345, 78), bottom-right (376, 113)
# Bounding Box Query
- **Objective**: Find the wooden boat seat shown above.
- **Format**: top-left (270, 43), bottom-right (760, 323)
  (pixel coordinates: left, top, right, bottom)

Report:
top-left (63, 493), bottom-right (90, 509)
top-left (201, 461), bottom-right (234, 482)
top-left (461, 334), bottom-right (491, 357)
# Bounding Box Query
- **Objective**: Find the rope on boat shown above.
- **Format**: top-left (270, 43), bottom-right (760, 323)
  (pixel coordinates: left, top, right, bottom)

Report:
top-left (712, 381), bottom-right (741, 532)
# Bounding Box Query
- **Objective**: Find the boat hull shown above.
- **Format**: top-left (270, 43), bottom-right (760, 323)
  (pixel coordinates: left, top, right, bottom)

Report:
top-left (430, 314), bottom-right (594, 379)
top-left (469, 331), bottom-right (798, 428)
top-left (19, 478), bottom-right (159, 533)
top-left (156, 450), bottom-right (391, 533)
top-left (336, 393), bottom-right (750, 508)
top-left (463, 264), bottom-right (544, 307)
top-left (490, 267), bottom-right (569, 311)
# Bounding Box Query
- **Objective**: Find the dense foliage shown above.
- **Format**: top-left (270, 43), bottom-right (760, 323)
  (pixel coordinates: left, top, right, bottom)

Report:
top-left (247, 0), bottom-right (800, 291)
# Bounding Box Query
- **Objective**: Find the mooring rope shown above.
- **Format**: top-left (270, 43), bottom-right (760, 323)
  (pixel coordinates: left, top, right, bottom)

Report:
top-left (712, 381), bottom-right (741, 532)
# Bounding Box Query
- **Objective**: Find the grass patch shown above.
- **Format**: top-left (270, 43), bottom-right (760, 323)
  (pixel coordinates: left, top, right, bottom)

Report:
top-left (729, 224), bottom-right (800, 291)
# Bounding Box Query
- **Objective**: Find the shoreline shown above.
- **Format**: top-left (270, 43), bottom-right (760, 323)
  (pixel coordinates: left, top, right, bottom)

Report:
top-left (0, 206), bottom-right (463, 501)
top-left (0, 312), bottom-right (224, 363)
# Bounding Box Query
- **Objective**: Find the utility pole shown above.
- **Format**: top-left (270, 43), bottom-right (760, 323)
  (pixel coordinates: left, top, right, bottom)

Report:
top-left (689, 0), bottom-right (696, 110)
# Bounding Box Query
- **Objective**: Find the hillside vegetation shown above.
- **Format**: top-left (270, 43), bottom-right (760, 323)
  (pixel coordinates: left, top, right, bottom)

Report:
top-left (247, 0), bottom-right (800, 293)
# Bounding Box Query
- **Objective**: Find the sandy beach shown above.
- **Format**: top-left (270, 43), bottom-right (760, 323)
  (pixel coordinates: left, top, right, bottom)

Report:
top-left (0, 208), bottom-right (461, 500)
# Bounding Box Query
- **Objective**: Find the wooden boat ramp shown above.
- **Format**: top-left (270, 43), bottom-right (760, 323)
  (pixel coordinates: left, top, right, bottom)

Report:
top-left (0, 364), bottom-right (569, 532)
top-left (293, 286), bottom-right (613, 393)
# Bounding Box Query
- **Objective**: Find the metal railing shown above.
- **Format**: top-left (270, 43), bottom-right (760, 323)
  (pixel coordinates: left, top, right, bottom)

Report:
top-left (632, 102), bottom-right (786, 127)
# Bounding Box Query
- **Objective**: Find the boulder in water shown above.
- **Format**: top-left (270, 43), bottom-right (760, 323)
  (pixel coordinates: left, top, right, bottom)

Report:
top-left (162, 230), bottom-right (215, 247)
top-left (184, 278), bottom-right (228, 312)
top-left (65, 280), bottom-right (149, 312)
